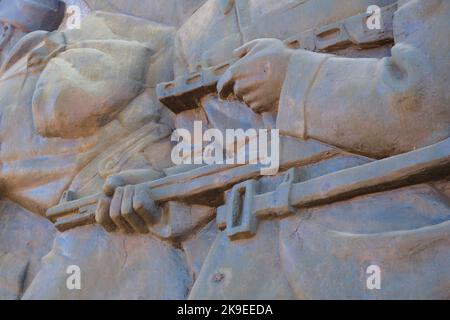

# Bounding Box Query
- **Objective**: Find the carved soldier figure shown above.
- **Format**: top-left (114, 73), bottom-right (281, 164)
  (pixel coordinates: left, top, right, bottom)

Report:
top-left (17, 0), bottom-right (212, 300)
top-left (97, 0), bottom-right (450, 299)
top-left (80, 0), bottom-right (206, 27)
top-left (190, 0), bottom-right (450, 299)
top-left (98, 0), bottom-right (399, 233)
top-left (3, 0), bottom-right (445, 300)
top-left (0, 0), bottom-right (65, 67)
top-left (0, 0), bottom-right (176, 300)
top-left (91, 0), bottom-right (380, 294)
top-left (0, 0), bottom-right (66, 300)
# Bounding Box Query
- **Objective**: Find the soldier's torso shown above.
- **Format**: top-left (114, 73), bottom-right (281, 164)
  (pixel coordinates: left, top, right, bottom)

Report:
top-left (170, 0), bottom-right (450, 300)
top-left (0, 47), bottom-right (95, 212)
top-left (0, 47), bottom-right (137, 213)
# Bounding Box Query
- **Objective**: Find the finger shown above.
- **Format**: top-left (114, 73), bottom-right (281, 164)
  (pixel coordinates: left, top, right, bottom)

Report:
top-left (121, 185), bottom-right (148, 234)
top-left (233, 40), bottom-right (260, 58)
top-left (95, 194), bottom-right (116, 232)
top-left (133, 184), bottom-right (161, 225)
top-left (242, 90), bottom-right (261, 106)
top-left (217, 69), bottom-right (235, 100)
top-left (234, 77), bottom-right (264, 99)
top-left (110, 187), bottom-right (133, 233)
top-left (242, 91), bottom-right (267, 113)
top-left (217, 60), bottom-right (254, 99)
top-left (249, 100), bottom-right (271, 114)
top-left (243, 86), bottom-right (274, 113)
top-left (103, 175), bottom-right (125, 197)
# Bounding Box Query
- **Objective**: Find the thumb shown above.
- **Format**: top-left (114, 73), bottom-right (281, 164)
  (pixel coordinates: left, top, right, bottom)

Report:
top-left (103, 169), bottom-right (164, 197)
top-left (103, 175), bottom-right (125, 197)
top-left (217, 69), bottom-right (235, 99)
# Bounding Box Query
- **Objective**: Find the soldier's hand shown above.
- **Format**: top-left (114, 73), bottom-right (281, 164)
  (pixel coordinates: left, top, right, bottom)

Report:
top-left (95, 169), bottom-right (164, 234)
top-left (102, 169), bottom-right (164, 197)
top-left (217, 38), bottom-right (294, 113)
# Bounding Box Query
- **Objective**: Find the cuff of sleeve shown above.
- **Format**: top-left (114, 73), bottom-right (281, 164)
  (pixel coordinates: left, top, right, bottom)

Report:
top-left (276, 50), bottom-right (329, 139)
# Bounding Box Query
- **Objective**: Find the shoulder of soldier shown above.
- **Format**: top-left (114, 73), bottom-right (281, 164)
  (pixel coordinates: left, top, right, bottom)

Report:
top-left (0, 30), bottom-right (49, 74)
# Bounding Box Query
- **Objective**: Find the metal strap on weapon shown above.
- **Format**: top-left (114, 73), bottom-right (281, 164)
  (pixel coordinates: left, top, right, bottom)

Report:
top-left (217, 138), bottom-right (450, 240)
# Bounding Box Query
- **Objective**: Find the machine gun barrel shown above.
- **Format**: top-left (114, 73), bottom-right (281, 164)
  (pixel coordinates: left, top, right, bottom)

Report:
top-left (156, 3), bottom-right (396, 114)
top-left (217, 138), bottom-right (450, 240)
top-left (46, 138), bottom-right (337, 231)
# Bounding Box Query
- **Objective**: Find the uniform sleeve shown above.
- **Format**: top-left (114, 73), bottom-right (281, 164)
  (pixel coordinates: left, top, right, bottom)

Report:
top-left (277, 0), bottom-right (450, 158)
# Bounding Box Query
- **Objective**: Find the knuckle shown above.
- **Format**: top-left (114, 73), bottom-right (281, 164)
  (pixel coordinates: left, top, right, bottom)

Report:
top-left (243, 96), bottom-right (253, 106)
top-left (114, 186), bottom-right (124, 195)
top-left (110, 208), bottom-right (121, 220)
top-left (110, 214), bottom-right (121, 224)
top-left (95, 215), bottom-right (104, 224)
top-left (251, 102), bottom-right (263, 112)
top-left (133, 199), bottom-right (144, 212)
top-left (121, 209), bottom-right (132, 218)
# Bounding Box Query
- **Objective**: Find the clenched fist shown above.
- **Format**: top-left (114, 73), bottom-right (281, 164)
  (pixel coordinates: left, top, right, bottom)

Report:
top-left (95, 169), bottom-right (164, 234)
top-left (217, 38), bottom-right (294, 113)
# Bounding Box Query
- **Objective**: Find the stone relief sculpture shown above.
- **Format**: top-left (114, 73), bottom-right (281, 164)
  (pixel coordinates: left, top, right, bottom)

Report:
top-left (0, 0), bottom-right (202, 299)
top-left (0, 0), bottom-right (449, 300)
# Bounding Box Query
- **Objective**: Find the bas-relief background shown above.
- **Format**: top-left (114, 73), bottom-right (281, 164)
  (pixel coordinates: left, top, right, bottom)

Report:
top-left (0, 0), bottom-right (449, 300)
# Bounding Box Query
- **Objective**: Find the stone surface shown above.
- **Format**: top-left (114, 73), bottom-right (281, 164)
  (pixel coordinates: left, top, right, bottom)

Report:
top-left (23, 225), bottom-right (192, 299)
top-left (279, 183), bottom-right (450, 299)
top-left (84, 0), bottom-right (206, 27)
top-left (0, 200), bottom-right (56, 298)
top-left (0, 0), bottom-right (449, 300)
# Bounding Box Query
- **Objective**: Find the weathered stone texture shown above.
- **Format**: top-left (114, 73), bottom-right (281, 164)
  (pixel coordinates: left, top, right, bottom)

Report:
top-left (0, 0), bottom-right (449, 300)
